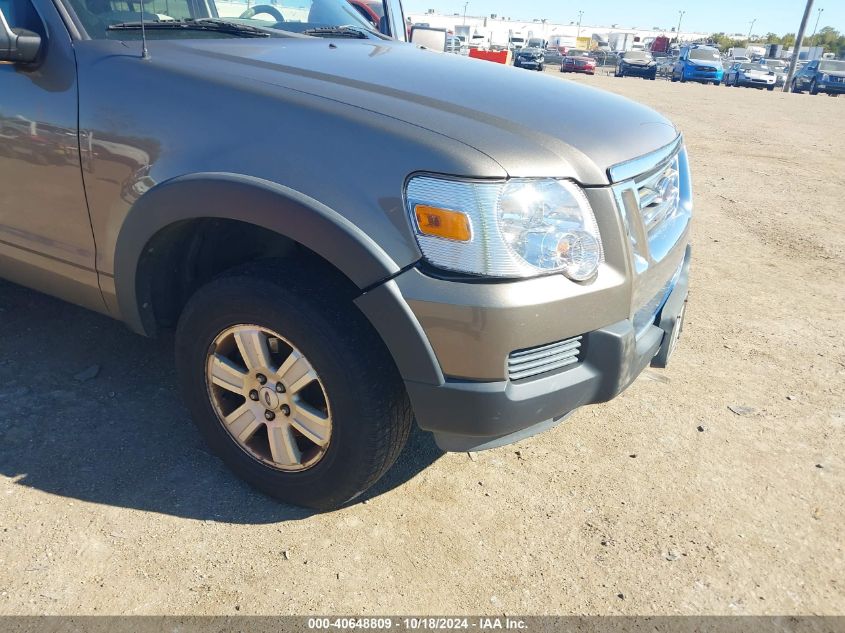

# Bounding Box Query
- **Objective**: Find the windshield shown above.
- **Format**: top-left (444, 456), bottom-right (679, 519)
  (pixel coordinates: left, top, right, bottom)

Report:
top-left (68, 0), bottom-right (378, 39)
top-left (566, 49), bottom-right (588, 57)
top-left (689, 48), bottom-right (720, 61)
top-left (740, 63), bottom-right (764, 71)
top-left (623, 51), bottom-right (651, 61)
top-left (819, 60), bottom-right (845, 72)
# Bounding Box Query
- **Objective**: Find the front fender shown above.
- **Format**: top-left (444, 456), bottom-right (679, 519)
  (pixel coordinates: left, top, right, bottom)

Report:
top-left (114, 172), bottom-right (401, 335)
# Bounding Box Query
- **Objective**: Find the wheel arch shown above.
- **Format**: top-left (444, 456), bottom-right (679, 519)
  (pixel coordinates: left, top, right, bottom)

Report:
top-left (114, 173), bottom-right (400, 337)
top-left (114, 173), bottom-right (445, 387)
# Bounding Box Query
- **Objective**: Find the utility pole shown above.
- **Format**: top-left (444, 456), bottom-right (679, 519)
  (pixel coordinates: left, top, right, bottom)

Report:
top-left (576, 10), bottom-right (583, 43)
top-left (810, 7), bottom-right (823, 47)
top-left (675, 10), bottom-right (685, 45)
top-left (746, 18), bottom-right (756, 44)
top-left (462, 1), bottom-right (468, 26)
top-left (782, 0), bottom-right (814, 92)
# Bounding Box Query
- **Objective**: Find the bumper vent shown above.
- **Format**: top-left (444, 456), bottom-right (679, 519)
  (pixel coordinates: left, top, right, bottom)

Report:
top-left (508, 336), bottom-right (583, 381)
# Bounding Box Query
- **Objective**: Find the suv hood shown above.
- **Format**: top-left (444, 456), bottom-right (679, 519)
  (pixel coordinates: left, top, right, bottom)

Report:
top-left (162, 38), bottom-right (678, 184)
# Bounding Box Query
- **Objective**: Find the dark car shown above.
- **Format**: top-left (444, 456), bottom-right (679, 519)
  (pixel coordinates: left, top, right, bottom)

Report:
top-left (514, 46), bottom-right (545, 70)
top-left (0, 0), bottom-right (692, 509)
top-left (543, 47), bottom-right (562, 65)
top-left (616, 50), bottom-right (657, 80)
top-left (560, 50), bottom-right (596, 75)
top-left (790, 59), bottom-right (845, 96)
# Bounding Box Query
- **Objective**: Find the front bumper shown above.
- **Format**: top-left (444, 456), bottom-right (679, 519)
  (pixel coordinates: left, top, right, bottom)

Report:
top-left (516, 59), bottom-right (542, 68)
top-left (739, 77), bottom-right (776, 87)
top-left (353, 138), bottom-right (692, 453)
top-left (818, 81), bottom-right (845, 94)
top-left (405, 245), bottom-right (690, 451)
top-left (562, 63), bottom-right (595, 74)
top-left (684, 67), bottom-right (722, 82)
top-left (621, 65), bottom-right (656, 77)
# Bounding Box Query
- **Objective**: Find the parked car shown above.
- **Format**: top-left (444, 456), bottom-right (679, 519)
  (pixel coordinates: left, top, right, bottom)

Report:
top-left (346, 0), bottom-right (383, 29)
top-left (763, 59), bottom-right (789, 87)
top-left (658, 56), bottom-right (677, 77)
top-left (672, 45), bottom-right (724, 85)
top-left (513, 46), bottom-right (545, 70)
top-left (560, 51), bottom-right (596, 75)
top-left (790, 59), bottom-right (845, 96)
top-left (723, 62), bottom-right (776, 90)
top-left (543, 47), bottom-right (563, 65)
top-left (615, 50), bottom-right (657, 80)
top-left (0, 0), bottom-right (692, 510)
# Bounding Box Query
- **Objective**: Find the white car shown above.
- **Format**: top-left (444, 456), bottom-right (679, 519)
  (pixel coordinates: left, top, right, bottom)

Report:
top-left (724, 62), bottom-right (777, 90)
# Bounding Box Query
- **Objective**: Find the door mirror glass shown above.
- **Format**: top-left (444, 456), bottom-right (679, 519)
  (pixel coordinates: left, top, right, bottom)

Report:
top-left (0, 7), bottom-right (40, 63)
top-left (409, 26), bottom-right (446, 51)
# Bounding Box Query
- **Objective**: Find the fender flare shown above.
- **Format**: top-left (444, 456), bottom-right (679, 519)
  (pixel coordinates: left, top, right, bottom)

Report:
top-left (114, 172), bottom-right (400, 336)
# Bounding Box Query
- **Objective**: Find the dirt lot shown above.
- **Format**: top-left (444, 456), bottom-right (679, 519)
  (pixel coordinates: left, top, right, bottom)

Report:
top-left (0, 72), bottom-right (843, 616)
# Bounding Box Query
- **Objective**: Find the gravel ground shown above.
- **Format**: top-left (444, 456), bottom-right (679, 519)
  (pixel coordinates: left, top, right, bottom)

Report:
top-left (0, 72), bottom-right (843, 616)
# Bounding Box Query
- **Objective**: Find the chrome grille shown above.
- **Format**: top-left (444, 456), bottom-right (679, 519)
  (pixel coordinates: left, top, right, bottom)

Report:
top-left (508, 336), bottom-right (582, 381)
top-left (634, 154), bottom-right (681, 245)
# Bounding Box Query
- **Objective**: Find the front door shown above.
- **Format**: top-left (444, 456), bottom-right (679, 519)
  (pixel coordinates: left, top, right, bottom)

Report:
top-left (0, 0), bottom-right (104, 312)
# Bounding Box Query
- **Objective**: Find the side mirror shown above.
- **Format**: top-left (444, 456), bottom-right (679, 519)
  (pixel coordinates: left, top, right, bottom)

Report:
top-left (0, 8), bottom-right (41, 64)
top-left (409, 26), bottom-right (447, 52)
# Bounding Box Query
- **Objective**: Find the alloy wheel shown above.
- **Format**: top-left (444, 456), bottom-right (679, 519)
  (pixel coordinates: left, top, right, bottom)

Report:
top-left (205, 324), bottom-right (332, 472)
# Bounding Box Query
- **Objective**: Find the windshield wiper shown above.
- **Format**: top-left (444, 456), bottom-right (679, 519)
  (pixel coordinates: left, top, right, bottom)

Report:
top-left (108, 18), bottom-right (271, 37)
top-left (302, 25), bottom-right (370, 39)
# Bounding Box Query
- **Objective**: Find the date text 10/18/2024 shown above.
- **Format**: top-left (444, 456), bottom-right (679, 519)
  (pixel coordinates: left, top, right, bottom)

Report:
top-left (307, 617), bottom-right (528, 630)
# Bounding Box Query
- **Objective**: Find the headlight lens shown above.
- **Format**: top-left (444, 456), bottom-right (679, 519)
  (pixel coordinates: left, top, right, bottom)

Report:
top-left (406, 176), bottom-right (604, 280)
top-left (821, 73), bottom-right (830, 82)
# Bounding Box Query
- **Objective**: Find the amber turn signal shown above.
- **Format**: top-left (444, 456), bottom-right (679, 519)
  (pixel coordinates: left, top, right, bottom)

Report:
top-left (414, 205), bottom-right (472, 242)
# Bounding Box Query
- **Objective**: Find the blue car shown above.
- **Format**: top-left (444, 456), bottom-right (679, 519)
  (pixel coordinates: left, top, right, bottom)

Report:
top-left (672, 45), bottom-right (724, 85)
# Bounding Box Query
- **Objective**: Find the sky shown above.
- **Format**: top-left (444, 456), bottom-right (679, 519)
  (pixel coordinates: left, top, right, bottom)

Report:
top-left (402, 0), bottom-right (844, 36)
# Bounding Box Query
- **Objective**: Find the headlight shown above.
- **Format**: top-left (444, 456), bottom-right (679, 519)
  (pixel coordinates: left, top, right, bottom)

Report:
top-left (406, 176), bottom-right (604, 281)
top-left (821, 73), bottom-right (830, 82)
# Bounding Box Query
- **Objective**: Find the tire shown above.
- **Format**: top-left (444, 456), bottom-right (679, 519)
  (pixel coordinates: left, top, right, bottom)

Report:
top-left (175, 264), bottom-right (412, 510)
top-left (713, 80), bottom-right (720, 86)
top-left (734, 76), bottom-right (740, 87)
top-left (538, 64), bottom-right (544, 72)
top-left (810, 79), bottom-right (819, 95)
top-left (767, 85), bottom-right (774, 91)
top-left (791, 79), bottom-right (801, 93)
top-left (679, 73), bottom-right (687, 83)
top-left (670, 72), bottom-right (678, 82)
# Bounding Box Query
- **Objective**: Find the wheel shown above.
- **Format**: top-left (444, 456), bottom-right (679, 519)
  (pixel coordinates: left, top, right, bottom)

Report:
top-left (791, 79), bottom-right (801, 93)
top-left (538, 64), bottom-right (544, 71)
top-left (734, 75), bottom-right (740, 87)
top-left (679, 73), bottom-right (687, 83)
top-left (767, 85), bottom-right (774, 91)
top-left (810, 79), bottom-right (819, 95)
top-left (671, 72), bottom-right (678, 82)
top-left (713, 80), bottom-right (720, 86)
top-left (238, 4), bottom-right (285, 20)
top-left (175, 264), bottom-right (412, 510)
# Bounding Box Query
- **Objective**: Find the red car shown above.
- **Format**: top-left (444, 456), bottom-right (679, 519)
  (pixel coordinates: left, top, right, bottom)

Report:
top-left (560, 51), bottom-right (596, 75)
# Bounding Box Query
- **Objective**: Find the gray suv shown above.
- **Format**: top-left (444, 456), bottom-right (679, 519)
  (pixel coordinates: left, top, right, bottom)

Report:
top-left (0, 0), bottom-right (691, 509)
